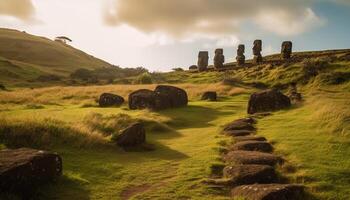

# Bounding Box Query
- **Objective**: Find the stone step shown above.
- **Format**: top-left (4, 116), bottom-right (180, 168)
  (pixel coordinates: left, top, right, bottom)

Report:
top-left (224, 119), bottom-right (256, 132)
top-left (223, 151), bottom-right (283, 166)
top-left (231, 184), bottom-right (305, 200)
top-left (224, 130), bottom-right (254, 137)
top-left (233, 136), bottom-right (267, 142)
top-left (230, 141), bottom-right (273, 153)
top-left (223, 164), bottom-right (278, 186)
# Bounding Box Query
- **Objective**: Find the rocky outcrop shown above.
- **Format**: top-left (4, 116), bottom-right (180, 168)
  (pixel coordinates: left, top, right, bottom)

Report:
top-left (201, 91), bottom-right (217, 101)
top-left (247, 89), bottom-right (291, 114)
top-left (236, 44), bottom-right (245, 66)
top-left (253, 40), bottom-right (263, 64)
top-left (0, 148), bottom-right (62, 195)
top-left (214, 48), bottom-right (225, 69)
top-left (281, 41), bottom-right (293, 60)
top-left (197, 51), bottom-right (209, 72)
top-left (99, 93), bottom-right (125, 107)
top-left (115, 123), bottom-right (146, 147)
top-left (128, 85), bottom-right (188, 110)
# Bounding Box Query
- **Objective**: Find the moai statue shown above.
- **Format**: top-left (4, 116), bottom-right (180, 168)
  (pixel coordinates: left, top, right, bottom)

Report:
top-left (281, 41), bottom-right (293, 60)
top-left (236, 44), bottom-right (245, 66)
top-left (252, 40), bottom-right (263, 64)
top-left (214, 48), bottom-right (225, 69)
top-left (197, 51), bottom-right (209, 72)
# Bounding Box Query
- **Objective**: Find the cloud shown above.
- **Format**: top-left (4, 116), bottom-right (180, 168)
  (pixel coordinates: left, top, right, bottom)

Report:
top-left (0, 0), bottom-right (35, 21)
top-left (103, 0), bottom-right (322, 38)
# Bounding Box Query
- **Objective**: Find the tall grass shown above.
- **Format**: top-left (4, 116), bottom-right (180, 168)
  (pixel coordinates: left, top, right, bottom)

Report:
top-left (0, 83), bottom-right (248, 106)
top-left (0, 117), bottom-right (107, 149)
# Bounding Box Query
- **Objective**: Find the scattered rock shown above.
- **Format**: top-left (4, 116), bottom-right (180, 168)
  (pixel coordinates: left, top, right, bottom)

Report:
top-left (115, 123), bottom-right (146, 147)
top-left (99, 93), bottom-right (125, 107)
top-left (236, 44), bottom-right (246, 66)
top-left (234, 136), bottom-right (267, 142)
top-left (214, 48), bottom-right (225, 69)
top-left (128, 85), bottom-right (188, 110)
top-left (223, 165), bottom-right (278, 186)
top-left (253, 40), bottom-right (263, 64)
top-left (128, 89), bottom-right (157, 110)
top-left (247, 89), bottom-right (291, 114)
top-left (224, 130), bottom-right (254, 137)
top-left (230, 141), bottom-right (273, 153)
top-left (231, 184), bottom-right (305, 200)
top-left (0, 148), bottom-right (62, 195)
top-left (154, 85), bottom-right (188, 108)
top-left (224, 151), bottom-right (282, 166)
top-left (281, 41), bottom-right (293, 60)
top-left (189, 65), bottom-right (198, 70)
top-left (201, 91), bottom-right (217, 101)
top-left (198, 51), bottom-right (209, 72)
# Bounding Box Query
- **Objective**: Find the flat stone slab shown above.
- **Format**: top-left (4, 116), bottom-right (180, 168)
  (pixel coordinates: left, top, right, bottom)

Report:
top-left (224, 130), bottom-right (254, 137)
top-left (230, 141), bottom-right (273, 153)
top-left (234, 136), bottom-right (267, 142)
top-left (224, 118), bottom-right (256, 132)
top-left (231, 184), bottom-right (304, 200)
top-left (223, 165), bottom-right (278, 186)
top-left (224, 151), bottom-right (283, 166)
top-left (0, 148), bottom-right (62, 195)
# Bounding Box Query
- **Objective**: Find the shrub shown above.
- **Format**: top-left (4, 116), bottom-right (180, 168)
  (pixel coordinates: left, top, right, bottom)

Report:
top-left (36, 74), bottom-right (61, 82)
top-left (136, 72), bottom-right (153, 84)
top-left (301, 57), bottom-right (329, 81)
top-left (70, 68), bottom-right (94, 80)
top-left (0, 83), bottom-right (5, 91)
top-left (172, 67), bottom-right (184, 72)
top-left (318, 72), bottom-right (350, 85)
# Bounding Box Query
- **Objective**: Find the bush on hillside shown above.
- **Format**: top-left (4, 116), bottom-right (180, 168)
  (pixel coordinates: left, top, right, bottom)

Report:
top-left (301, 57), bottom-right (329, 79)
top-left (318, 71), bottom-right (350, 85)
top-left (70, 68), bottom-right (94, 80)
top-left (135, 72), bottom-right (153, 84)
top-left (0, 83), bottom-right (5, 90)
top-left (36, 74), bottom-right (61, 82)
top-left (172, 68), bottom-right (184, 72)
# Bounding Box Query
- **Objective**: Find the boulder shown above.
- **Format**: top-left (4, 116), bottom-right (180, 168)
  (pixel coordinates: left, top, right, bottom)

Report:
top-left (99, 93), bottom-right (125, 107)
top-left (0, 148), bottom-right (62, 195)
top-left (223, 165), bottom-right (278, 186)
top-left (189, 65), bottom-right (198, 70)
top-left (115, 123), bottom-right (146, 147)
top-left (234, 136), bottom-right (267, 142)
top-left (201, 91), bottom-right (217, 101)
top-left (224, 151), bottom-right (283, 166)
top-left (198, 51), bottom-right (209, 72)
top-left (230, 141), bottom-right (273, 153)
top-left (214, 48), bottom-right (225, 69)
top-left (231, 184), bottom-right (305, 200)
top-left (281, 41), bottom-right (293, 60)
top-left (128, 86), bottom-right (188, 110)
top-left (155, 85), bottom-right (188, 108)
top-left (247, 89), bottom-right (291, 114)
top-left (128, 89), bottom-right (157, 110)
top-left (224, 130), bottom-right (254, 137)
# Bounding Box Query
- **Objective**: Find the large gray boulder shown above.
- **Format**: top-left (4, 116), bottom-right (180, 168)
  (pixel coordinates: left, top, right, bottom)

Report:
top-left (247, 89), bottom-right (291, 114)
top-left (154, 85), bottom-right (188, 108)
top-left (128, 89), bottom-right (157, 110)
top-left (0, 148), bottom-right (62, 195)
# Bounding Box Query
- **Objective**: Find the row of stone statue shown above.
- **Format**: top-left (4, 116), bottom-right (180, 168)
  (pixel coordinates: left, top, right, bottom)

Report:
top-left (197, 40), bottom-right (293, 71)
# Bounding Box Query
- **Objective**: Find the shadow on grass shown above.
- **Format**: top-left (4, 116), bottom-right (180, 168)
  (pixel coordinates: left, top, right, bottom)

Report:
top-left (37, 175), bottom-right (91, 200)
top-left (157, 105), bottom-right (234, 129)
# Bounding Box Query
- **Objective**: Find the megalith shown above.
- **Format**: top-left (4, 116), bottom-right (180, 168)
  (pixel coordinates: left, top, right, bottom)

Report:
top-left (214, 48), bottom-right (225, 69)
top-left (281, 41), bottom-right (293, 60)
top-left (253, 40), bottom-right (263, 64)
top-left (197, 51), bottom-right (209, 72)
top-left (236, 44), bottom-right (245, 66)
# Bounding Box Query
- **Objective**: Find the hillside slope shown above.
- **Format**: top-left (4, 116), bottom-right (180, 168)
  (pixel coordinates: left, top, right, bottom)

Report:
top-left (0, 28), bottom-right (111, 85)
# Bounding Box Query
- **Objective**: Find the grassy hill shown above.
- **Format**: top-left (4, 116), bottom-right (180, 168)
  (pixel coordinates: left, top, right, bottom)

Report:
top-left (0, 48), bottom-right (349, 199)
top-left (0, 28), bottom-right (111, 86)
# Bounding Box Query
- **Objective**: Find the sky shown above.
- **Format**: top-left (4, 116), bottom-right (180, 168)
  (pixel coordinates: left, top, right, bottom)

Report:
top-left (0, 0), bottom-right (349, 71)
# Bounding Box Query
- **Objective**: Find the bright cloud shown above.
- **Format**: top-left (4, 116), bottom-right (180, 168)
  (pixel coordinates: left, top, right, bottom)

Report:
top-left (0, 0), bottom-right (36, 21)
top-left (103, 0), bottom-right (323, 38)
